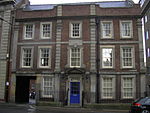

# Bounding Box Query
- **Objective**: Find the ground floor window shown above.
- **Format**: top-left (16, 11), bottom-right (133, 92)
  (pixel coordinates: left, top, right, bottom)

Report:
top-left (101, 76), bottom-right (115, 99)
top-left (122, 77), bottom-right (135, 99)
top-left (42, 76), bottom-right (54, 98)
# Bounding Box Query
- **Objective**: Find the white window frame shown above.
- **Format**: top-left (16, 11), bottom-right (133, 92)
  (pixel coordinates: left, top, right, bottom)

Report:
top-left (70, 47), bottom-right (81, 68)
top-left (120, 20), bottom-right (133, 39)
top-left (23, 23), bottom-right (35, 39)
top-left (121, 46), bottom-right (135, 68)
top-left (40, 22), bottom-right (52, 39)
top-left (70, 21), bottom-right (82, 38)
top-left (101, 75), bottom-right (116, 99)
top-left (38, 46), bottom-right (51, 68)
top-left (101, 21), bottom-right (113, 39)
top-left (101, 45), bottom-right (115, 69)
top-left (21, 47), bottom-right (33, 68)
top-left (121, 75), bottom-right (135, 99)
top-left (42, 75), bottom-right (54, 98)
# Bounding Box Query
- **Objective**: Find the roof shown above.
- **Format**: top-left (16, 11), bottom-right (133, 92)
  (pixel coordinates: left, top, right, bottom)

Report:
top-left (23, 4), bottom-right (56, 11)
top-left (96, 1), bottom-right (133, 8)
top-left (23, 1), bottom-right (134, 11)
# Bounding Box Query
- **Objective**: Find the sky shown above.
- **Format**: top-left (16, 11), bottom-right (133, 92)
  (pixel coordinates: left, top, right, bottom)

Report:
top-left (30, 0), bottom-right (140, 5)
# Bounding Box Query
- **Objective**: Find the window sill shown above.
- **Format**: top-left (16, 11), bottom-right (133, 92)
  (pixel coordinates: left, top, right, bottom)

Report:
top-left (40, 37), bottom-right (51, 40)
top-left (21, 66), bottom-right (32, 68)
top-left (101, 37), bottom-right (114, 39)
top-left (120, 37), bottom-right (133, 39)
top-left (38, 66), bottom-right (51, 69)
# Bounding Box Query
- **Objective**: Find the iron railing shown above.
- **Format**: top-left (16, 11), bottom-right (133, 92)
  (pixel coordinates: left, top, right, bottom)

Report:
top-left (36, 90), bottom-right (147, 104)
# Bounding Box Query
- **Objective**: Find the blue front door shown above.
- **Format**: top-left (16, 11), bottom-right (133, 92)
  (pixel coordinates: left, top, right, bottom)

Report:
top-left (70, 82), bottom-right (80, 104)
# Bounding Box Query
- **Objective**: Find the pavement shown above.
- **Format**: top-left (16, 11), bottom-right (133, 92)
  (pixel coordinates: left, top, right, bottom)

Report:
top-left (39, 106), bottom-right (129, 113)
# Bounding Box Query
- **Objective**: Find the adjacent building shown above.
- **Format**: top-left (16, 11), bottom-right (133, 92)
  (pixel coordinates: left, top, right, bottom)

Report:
top-left (8, 0), bottom-right (145, 106)
top-left (140, 0), bottom-right (150, 95)
top-left (0, 0), bottom-right (15, 102)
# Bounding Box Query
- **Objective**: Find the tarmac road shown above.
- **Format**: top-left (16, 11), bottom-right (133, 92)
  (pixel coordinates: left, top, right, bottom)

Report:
top-left (0, 103), bottom-right (129, 113)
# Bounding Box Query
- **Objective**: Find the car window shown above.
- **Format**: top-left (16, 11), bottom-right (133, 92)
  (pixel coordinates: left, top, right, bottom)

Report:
top-left (135, 97), bottom-right (148, 103)
top-left (145, 99), bottom-right (150, 104)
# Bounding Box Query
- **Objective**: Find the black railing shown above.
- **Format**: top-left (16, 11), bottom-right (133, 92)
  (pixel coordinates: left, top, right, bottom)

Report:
top-left (36, 90), bottom-right (147, 104)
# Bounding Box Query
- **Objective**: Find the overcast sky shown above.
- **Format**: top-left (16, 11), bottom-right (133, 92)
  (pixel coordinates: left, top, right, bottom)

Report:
top-left (30, 0), bottom-right (140, 5)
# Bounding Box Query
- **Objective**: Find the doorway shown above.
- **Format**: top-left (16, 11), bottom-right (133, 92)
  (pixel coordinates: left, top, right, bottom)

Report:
top-left (70, 82), bottom-right (80, 104)
top-left (15, 76), bottom-right (36, 103)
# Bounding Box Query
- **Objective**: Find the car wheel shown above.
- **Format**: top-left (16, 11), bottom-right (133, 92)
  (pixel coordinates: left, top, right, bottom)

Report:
top-left (142, 110), bottom-right (150, 113)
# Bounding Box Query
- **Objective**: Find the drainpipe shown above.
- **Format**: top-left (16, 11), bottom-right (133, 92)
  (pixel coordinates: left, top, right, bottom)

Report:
top-left (95, 17), bottom-right (100, 103)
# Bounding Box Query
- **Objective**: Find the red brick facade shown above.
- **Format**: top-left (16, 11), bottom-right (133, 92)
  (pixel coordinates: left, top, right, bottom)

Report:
top-left (10, 1), bottom-right (145, 105)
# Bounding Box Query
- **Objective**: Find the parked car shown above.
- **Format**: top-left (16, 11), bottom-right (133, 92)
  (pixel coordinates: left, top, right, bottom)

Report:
top-left (130, 97), bottom-right (150, 113)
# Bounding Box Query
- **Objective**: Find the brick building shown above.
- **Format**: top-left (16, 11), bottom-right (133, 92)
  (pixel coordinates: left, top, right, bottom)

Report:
top-left (140, 0), bottom-right (150, 95)
top-left (10, 0), bottom-right (145, 106)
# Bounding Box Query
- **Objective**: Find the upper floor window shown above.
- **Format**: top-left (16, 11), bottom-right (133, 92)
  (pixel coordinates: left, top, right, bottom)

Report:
top-left (41, 22), bottom-right (52, 39)
top-left (147, 48), bottom-right (150, 57)
top-left (21, 47), bottom-right (33, 68)
top-left (120, 21), bottom-right (132, 38)
top-left (70, 22), bottom-right (82, 38)
top-left (121, 47), bottom-right (134, 68)
top-left (145, 15), bottom-right (148, 23)
top-left (102, 47), bottom-right (114, 68)
top-left (146, 30), bottom-right (149, 40)
top-left (24, 24), bottom-right (34, 39)
top-left (101, 21), bottom-right (113, 39)
top-left (70, 48), bottom-right (81, 67)
top-left (39, 47), bottom-right (51, 68)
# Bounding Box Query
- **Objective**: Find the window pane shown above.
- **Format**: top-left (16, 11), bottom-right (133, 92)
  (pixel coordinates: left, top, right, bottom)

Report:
top-left (71, 23), bottom-right (80, 38)
top-left (102, 48), bottom-right (113, 68)
top-left (102, 78), bottom-right (113, 98)
top-left (147, 48), bottom-right (150, 57)
top-left (146, 31), bottom-right (149, 40)
top-left (41, 23), bottom-right (51, 38)
top-left (145, 15), bottom-right (148, 23)
top-left (122, 47), bottom-right (133, 67)
top-left (25, 24), bottom-right (33, 39)
top-left (123, 77), bottom-right (133, 98)
top-left (43, 77), bottom-right (53, 97)
top-left (121, 22), bottom-right (131, 37)
top-left (40, 48), bottom-right (50, 67)
top-left (70, 48), bottom-right (81, 67)
top-left (22, 48), bottom-right (32, 67)
top-left (102, 22), bottom-right (112, 38)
